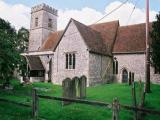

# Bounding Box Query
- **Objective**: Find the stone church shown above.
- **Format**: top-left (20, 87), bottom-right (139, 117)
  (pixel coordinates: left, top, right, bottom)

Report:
top-left (23, 3), bottom-right (160, 86)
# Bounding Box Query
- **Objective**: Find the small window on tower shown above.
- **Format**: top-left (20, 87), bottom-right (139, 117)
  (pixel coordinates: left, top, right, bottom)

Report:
top-left (35, 17), bottom-right (38, 27)
top-left (48, 18), bottom-right (52, 28)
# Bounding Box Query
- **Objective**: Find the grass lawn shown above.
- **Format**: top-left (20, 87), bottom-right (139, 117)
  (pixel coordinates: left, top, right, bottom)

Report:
top-left (0, 80), bottom-right (160, 120)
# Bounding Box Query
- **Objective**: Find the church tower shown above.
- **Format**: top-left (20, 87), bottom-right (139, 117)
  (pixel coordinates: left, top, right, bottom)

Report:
top-left (29, 3), bottom-right (58, 51)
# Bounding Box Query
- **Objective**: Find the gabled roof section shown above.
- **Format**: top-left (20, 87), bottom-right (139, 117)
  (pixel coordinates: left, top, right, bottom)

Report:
top-left (72, 19), bottom-right (110, 56)
top-left (90, 20), bottom-right (119, 53)
top-left (113, 23), bottom-right (152, 53)
top-left (40, 18), bottom-right (115, 56)
top-left (26, 56), bottom-right (44, 70)
top-left (39, 19), bottom-right (73, 52)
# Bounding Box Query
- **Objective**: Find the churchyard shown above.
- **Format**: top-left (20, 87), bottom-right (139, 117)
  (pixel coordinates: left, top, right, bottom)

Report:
top-left (0, 79), bottom-right (160, 120)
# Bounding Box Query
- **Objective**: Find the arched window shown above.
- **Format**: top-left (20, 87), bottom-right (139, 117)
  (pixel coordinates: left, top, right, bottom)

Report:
top-left (122, 69), bottom-right (128, 83)
top-left (65, 53), bottom-right (76, 69)
top-left (113, 57), bottom-right (118, 74)
top-left (66, 54), bottom-right (68, 69)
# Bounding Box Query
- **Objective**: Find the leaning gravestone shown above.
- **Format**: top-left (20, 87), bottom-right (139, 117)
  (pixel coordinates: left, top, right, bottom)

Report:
top-left (131, 72), bottom-right (135, 83)
top-left (71, 77), bottom-right (76, 98)
top-left (72, 77), bottom-right (79, 98)
top-left (62, 78), bottom-right (73, 105)
top-left (79, 75), bottom-right (87, 98)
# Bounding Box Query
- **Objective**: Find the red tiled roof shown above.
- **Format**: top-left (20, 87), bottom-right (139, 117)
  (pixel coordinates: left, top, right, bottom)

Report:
top-left (73, 19), bottom-right (109, 56)
top-left (90, 21), bottom-right (119, 53)
top-left (113, 23), bottom-right (152, 53)
top-left (40, 31), bottom-right (63, 51)
top-left (40, 19), bottom-right (119, 56)
top-left (39, 19), bottom-right (152, 55)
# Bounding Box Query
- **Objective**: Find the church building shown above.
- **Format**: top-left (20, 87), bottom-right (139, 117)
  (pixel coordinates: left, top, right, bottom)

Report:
top-left (23, 4), bottom-right (160, 86)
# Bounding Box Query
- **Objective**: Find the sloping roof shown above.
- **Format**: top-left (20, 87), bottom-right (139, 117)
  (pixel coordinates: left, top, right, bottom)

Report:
top-left (90, 21), bottom-right (119, 53)
top-left (40, 31), bottom-right (63, 51)
top-left (39, 19), bottom-right (152, 55)
top-left (113, 23), bottom-right (152, 53)
top-left (26, 56), bottom-right (44, 70)
top-left (40, 19), bottom-right (119, 56)
top-left (72, 19), bottom-right (109, 56)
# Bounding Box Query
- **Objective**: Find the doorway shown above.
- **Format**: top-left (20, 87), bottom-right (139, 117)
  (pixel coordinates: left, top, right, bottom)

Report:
top-left (122, 69), bottom-right (128, 83)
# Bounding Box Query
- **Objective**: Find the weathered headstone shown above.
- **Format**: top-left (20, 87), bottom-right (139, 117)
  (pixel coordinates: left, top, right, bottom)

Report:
top-left (131, 72), bottom-right (135, 83)
top-left (62, 76), bottom-right (87, 105)
top-left (80, 75), bottom-right (87, 98)
top-left (71, 77), bottom-right (76, 98)
top-left (62, 78), bottom-right (72, 105)
top-left (72, 77), bottom-right (80, 98)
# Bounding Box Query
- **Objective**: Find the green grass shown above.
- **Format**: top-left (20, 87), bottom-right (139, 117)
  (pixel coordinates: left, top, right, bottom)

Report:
top-left (0, 80), bottom-right (160, 120)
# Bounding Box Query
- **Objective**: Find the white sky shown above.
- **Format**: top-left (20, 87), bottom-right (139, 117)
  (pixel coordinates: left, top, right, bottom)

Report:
top-left (0, 0), bottom-right (157, 30)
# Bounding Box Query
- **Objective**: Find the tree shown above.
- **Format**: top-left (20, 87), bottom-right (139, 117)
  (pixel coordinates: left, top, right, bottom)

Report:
top-left (17, 27), bottom-right (29, 53)
top-left (17, 27), bottom-right (29, 82)
top-left (0, 18), bottom-right (20, 86)
top-left (151, 12), bottom-right (160, 73)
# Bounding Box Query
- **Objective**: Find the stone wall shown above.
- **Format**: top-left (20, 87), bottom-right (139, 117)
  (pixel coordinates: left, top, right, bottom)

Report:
top-left (52, 21), bottom-right (89, 85)
top-left (29, 29), bottom-right (43, 51)
top-left (114, 53), bottom-right (160, 83)
top-left (89, 53), bottom-right (113, 86)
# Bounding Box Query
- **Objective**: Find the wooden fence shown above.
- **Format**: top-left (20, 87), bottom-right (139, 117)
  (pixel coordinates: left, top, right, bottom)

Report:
top-left (1, 88), bottom-right (160, 120)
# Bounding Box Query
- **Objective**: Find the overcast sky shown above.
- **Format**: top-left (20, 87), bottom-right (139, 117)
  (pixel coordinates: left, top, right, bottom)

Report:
top-left (0, 0), bottom-right (159, 30)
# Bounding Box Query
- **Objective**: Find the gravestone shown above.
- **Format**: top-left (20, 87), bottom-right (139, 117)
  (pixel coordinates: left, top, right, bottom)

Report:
top-left (62, 75), bottom-right (87, 105)
top-left (72, 77), bottom-right (80, 98)
top-left (131, 72), bottom-right (135, 83)
top-left (79, 75), bottom-right (87, 98)
top-left (62, 78), bottom-right (73, 105)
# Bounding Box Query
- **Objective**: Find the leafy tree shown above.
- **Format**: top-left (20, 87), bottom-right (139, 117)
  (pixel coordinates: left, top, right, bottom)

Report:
top-left (0, 18), bottom-right (20, 86)
top-left (17, 27), bottom-right (29, 53)
top-left (151, 12), bottom-right (160, 73)
top-left (17, 27), bottom-right (29, 81)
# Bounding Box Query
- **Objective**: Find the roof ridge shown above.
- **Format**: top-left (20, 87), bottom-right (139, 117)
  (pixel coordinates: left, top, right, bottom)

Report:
top-left (71, 18), bottom-right (101, 34)
top-left (120, 22), bottom-right (153, 28)
top-left (51, 19), bottom-right (119, 34)
top-left (89, 20), bottom-right (119, 27)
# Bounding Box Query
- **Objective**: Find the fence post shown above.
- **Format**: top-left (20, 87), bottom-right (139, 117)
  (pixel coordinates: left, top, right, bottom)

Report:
top-left (112, 98), bottom-right (120, 120)
top-left (32, 88), bottom-right (38, 118)
top-left (131, 78), bottom-right (138, 120)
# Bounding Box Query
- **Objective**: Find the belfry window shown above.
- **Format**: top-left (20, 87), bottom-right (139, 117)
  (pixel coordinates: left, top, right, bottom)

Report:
top-left (66, 53), bottom-right (76, 69)
top-left (48, 18), bottom-right (52, 28)
top-left (35, 17), bottom-right (38, 27)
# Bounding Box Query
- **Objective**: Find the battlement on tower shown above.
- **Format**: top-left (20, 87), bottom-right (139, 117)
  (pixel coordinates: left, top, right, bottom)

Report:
top-left (31, 3), bottom-right (58, 16)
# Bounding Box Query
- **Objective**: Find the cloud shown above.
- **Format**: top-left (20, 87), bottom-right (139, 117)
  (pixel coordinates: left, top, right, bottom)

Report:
top-left (0, 0), bottom-right (30, 30)
top-left (58, 7), bottom-right (103, 30)
top-left (58, 1), bottom-right (157, 30)
top-left (0, 0), bottom-right (157, 30)
top-left (101, 1), bottom-right (157, 25)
